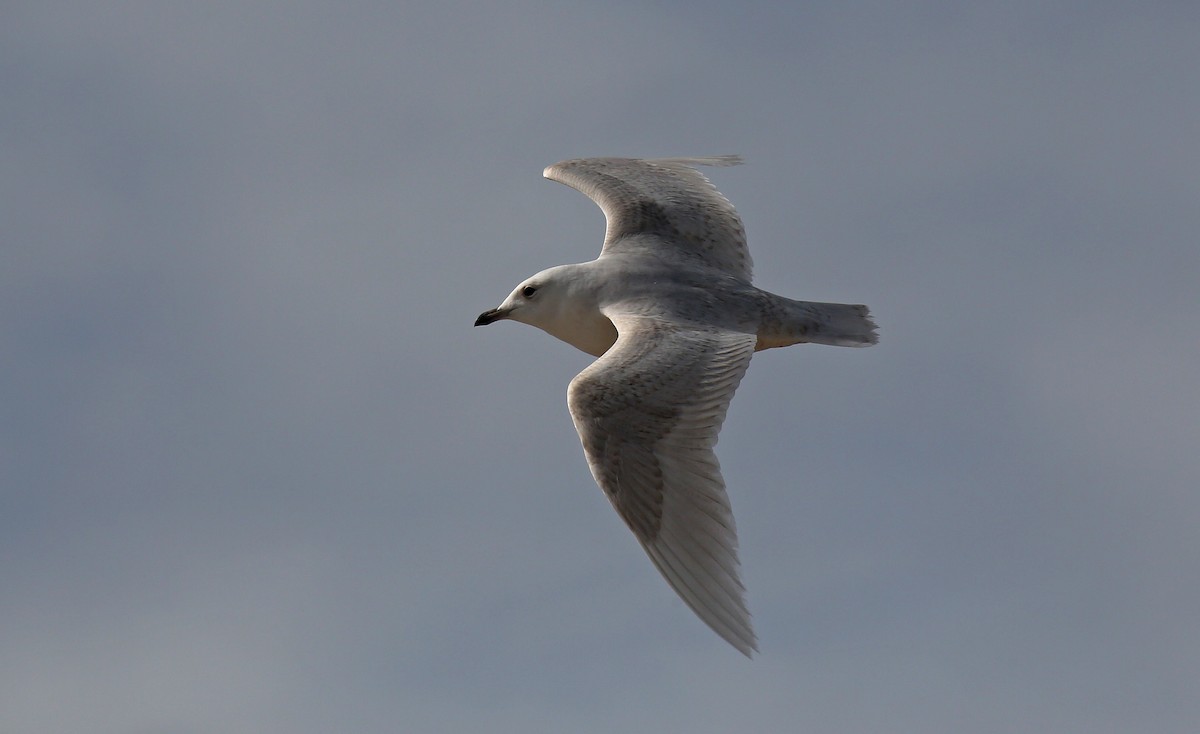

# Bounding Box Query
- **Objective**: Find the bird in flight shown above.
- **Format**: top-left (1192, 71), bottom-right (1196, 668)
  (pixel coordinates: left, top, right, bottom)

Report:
top-left (475, 156), bottom-right (877, 656)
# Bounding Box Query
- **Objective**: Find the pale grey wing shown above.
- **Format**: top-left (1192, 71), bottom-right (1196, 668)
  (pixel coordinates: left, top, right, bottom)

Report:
top-left (544, 156), bottom-right (753, 281)
top-left (567, 310), bottom-right (759, 656)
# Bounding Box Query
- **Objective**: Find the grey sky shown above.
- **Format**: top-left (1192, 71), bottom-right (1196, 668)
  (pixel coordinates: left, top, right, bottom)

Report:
top-left (3, 2), bottom-right (1198, 732)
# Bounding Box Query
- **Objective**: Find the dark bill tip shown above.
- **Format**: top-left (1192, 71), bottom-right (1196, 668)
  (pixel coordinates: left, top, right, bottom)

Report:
top-left (474, 308), bottom-right (505, 327)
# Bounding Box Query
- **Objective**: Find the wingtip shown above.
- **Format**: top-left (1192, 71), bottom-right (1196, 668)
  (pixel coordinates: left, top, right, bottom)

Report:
top-left (641, 537), bottom-right (760, 659)
top-left (655, 155), bottom-right (743, 168)
top-left (721, 626), bottom-right (759, 659)
top-left (704, 155), bottom-right (744, 167)
top-left (730, 628), bottom-right (759, 659)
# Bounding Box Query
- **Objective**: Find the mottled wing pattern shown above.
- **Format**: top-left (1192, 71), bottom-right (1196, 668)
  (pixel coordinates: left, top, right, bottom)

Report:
top-left (566, 308), bottom-right (759, 656)
top-left (544, 156), bottom-right (753, 281)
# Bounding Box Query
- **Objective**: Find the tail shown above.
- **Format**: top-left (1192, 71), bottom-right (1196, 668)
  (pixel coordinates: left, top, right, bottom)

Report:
top-left (806, 301), bottom-right (879, 347)
top-left (756, 297), bottom-right (879, 350)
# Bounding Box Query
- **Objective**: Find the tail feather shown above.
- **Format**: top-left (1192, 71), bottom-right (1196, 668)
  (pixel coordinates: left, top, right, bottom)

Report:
top-left (756, 297), bottom-right (879, 350)
top-left (805, 301), bottom-right (879, 347)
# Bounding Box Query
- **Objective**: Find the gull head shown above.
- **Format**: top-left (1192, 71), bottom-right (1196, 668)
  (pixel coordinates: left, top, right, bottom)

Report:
top-left (474, 268), bottom-right (561, 328)
top-left (474, 263), bottom-right (617, 357)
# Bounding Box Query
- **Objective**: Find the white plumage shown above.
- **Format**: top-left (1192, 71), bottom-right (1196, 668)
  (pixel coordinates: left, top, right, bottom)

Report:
top-left (475, 157), bottom-right (877, 656)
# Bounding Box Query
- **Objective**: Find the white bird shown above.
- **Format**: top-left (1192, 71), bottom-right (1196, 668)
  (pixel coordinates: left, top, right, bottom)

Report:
top-left (475, 156), bottom-right (877, 656)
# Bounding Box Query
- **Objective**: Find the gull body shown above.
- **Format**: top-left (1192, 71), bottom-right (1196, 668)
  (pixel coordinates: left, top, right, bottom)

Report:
top-left (476, 248), bottom-right (874, 356)
top-left (475, 157), bottom-right (877, 656)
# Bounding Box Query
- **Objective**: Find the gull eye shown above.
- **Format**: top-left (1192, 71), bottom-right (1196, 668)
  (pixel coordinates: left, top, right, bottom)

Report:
top-left (522, 285), bottom-right (538, 298)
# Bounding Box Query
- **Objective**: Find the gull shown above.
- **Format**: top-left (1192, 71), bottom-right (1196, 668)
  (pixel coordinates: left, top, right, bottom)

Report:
top-left (475, 156), bottom-right (877, 656)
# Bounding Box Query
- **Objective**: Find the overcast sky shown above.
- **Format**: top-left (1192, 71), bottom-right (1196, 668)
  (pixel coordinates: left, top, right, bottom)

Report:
top-left (3, 2), bottom-right (1198, 732)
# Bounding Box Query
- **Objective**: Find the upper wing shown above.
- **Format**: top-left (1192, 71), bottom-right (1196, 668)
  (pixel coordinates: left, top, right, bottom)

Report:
top-left (566, 308), bottom-right (759, 656)
top-left (544, 156), bottom-right (753, 281)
